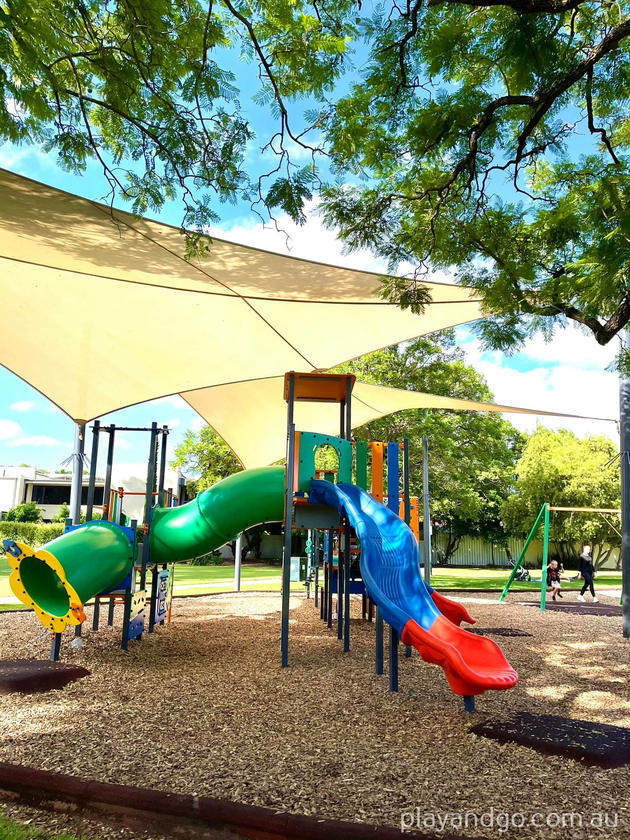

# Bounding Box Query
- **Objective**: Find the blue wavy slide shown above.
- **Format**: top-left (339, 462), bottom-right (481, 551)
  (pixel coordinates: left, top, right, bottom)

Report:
top-left (309, 480), bottom-right (518, 697)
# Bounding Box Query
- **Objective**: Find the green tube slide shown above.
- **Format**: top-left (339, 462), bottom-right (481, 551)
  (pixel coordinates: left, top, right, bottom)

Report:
top-left (4, 466), bottom-right (286, 632)
top-left (150, 465), bottom-right (285, 564)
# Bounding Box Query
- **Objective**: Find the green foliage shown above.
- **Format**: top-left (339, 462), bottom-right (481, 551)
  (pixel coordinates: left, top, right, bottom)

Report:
top-left (53, 502), bottom-right (70, 522)
top-left (0, 0), bottom-right (355, 233)
top-left (333, 333), bottom-right (524, 557)
top-left (172, 425), bottom-right (241, 494)
top-left (502, 428), bottom-right (620, 565)
top-left (0, 814), bottom-right (91, 840)
top-left (0, 520), bottom-right (65, 549)
top-left (321, 3), bottom-right (630, 355)
top-left (4, 501), bottom-right (42, 522)
top-left (189, 551), bottom-right (224, 566)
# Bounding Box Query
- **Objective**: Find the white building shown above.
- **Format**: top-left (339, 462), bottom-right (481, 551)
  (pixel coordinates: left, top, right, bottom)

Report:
top-left (0, 464), bottom-right (181, 523)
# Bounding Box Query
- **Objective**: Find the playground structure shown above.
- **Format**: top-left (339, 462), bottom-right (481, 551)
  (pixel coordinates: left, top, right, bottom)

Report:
top-left (500, 502), bottom-right (622, 610)
top-left (3, 371), bottom-right (517, 708)
top-left (5, 421), bottom-right (183, 659)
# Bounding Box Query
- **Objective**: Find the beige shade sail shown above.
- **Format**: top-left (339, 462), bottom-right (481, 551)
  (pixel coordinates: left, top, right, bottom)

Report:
top-left (0, 168), bottom-right (483, 422)
top-left (182, 377), bottom-right (614, 469)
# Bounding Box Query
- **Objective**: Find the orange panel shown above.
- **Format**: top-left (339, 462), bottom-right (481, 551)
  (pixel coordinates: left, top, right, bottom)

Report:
top-left (283, 371), bottom-right (356, 403)
top-left (369, 442), bottom-right (384, 503)
top-left (398, 495), bottom-right (420, 542)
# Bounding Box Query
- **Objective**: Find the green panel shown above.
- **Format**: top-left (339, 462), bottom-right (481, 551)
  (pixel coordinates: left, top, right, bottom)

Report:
top-left (296, 432), bottom-right (353, 492)
top-left (355, 440), bottom-right (368, 490)
top-left (151, 465), bottom-right (285, 564)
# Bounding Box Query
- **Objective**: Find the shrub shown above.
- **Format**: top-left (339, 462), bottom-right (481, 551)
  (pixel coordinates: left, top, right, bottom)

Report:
top-left (53, 502), bottom-right (70, 522)
top-left (0, 521), bottom-right (65, 551)
top-left (189, 551), bottom-right (224, 566)
top-left (4, 501), bottom-right (42, 522)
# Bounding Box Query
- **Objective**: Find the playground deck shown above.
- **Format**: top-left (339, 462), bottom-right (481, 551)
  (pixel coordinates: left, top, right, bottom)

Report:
top-left (0, 591), bottom-right (629, 839)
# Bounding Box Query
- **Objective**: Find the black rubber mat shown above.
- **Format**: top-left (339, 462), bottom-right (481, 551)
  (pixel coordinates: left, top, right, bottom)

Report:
top-left (520, 601), bottom-right (622, 616)
top-left (0, 660), bottom-right (89, 694)
top-left (470, 712), bottom-right (630, 769)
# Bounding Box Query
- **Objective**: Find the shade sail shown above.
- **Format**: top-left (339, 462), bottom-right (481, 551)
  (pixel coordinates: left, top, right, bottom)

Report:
top-left (0, 168), bottom-right (483, 422)
top-left (182, 377), bottom-right (613, 469)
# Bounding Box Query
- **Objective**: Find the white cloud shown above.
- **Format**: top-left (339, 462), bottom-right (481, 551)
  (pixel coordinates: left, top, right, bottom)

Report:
top-left (461, 328), bottom-right (619, 440)
top-left (149, 395), bottom-right (189, 410)
top-left (10, 401), bottom-right (35, 412)
top-left (190, 417), bottom-right (206, 432)
top-left (7, 435), bottom-right (68, 448)
top-left (114, 433), bottom-right (132, 450)
top-left (0, 419), bottom-right (22, 440)
top-left (166, 418), bottom-right (181, 428)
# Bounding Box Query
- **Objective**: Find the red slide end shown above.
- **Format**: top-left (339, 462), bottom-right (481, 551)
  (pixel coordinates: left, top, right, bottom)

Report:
top-left (401, 616), bottom-right (518, 697)
top-left (430, 590), bottom-right (476, 626)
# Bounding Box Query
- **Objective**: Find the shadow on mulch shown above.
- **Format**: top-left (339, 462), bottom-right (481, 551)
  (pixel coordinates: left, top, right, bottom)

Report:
top-left (467, 627), bottom-right (533, 637)
top-left (470, 712), bottom-right (630, 769)
top-left (519, 601), bottom-right (622, 616)
top-left (0, 660), bottom-right (90, 694)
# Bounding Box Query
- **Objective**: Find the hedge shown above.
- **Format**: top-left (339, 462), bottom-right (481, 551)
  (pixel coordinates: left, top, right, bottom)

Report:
top-left (0, 521), bottom-right (65, 552)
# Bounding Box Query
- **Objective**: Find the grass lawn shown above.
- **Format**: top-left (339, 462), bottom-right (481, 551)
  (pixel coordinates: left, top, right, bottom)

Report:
top-left (0, 815), bottom-right (92, 840)
top-left (430, 566), bottom-right (623, 591)
top-left (1, 556), bottom-right (622, 608)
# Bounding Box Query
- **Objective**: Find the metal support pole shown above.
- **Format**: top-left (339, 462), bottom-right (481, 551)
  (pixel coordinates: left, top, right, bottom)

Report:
top-left (50, 633), bottom-right (62, 661)
top-left (158, 426), bottom-right (168, 499)
top-left (108, 598), bottom-right (115, 626)
top-left (375, 606), bottom-right (384, 675)
top-left (234, 533), bottom-right (242, 592)
top-left (314, 531), bottom-right (319, 609)
top-left (343, 519), bottom-right (350, 652)
top-left (337, 540), bottom-right (343, 640)
top-left (620, 348), bottom-right (630, 637)
top-left (540, 503), bottom-right (550, 611)
top-left (69, 422), bottom-right (86, 525)
top-left (281, 373), bottom-right (296, 668)
top-left (177, 475), bottom-right (186, 505)
top-left (327, 531), bottom-right (333, 629)
top-left (85, 420), bottom-right (100, 521)
top-left (92, 597), bottom-right (100, 631)
top-left (339, 400), bottom-right (345, 438)
top-left (422, 436), bottom-right (432, 585)
top-left (389, 625), bottom-right (399, 692)
top-left (144, 422), bottom-right (158, 527)
top-left (102, 426), bottom-right (115, 518)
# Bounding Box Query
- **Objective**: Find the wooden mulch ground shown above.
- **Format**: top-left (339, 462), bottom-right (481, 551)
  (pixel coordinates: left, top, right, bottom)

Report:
top-left (0, 590), bottom-right (629, 839)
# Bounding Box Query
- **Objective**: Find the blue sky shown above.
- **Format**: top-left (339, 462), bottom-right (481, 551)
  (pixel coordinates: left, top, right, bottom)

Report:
top-left (0, 33), bottom-right (621, 473)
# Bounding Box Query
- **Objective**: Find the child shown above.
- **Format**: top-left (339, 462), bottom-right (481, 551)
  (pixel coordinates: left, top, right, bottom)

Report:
top-left (547, 559), bottom-right (565, 601)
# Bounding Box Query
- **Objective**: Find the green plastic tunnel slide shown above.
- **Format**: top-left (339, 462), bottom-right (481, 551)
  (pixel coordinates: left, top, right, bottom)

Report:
top-left (4, 466), bottom-right (286, 632)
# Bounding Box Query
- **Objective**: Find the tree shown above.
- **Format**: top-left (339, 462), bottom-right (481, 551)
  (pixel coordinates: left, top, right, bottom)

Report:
top-left (172, 425), bottom-right (241, 495)
top-left (0, 0), bottom-right (354, 245)
top-left (5, 501), bottom-right (42, 522)
top-left (502, 428), bottom-right (621, 568)
top-left (334, 333), bottom-right (524, 562)
top-left (321, 2), bottom-right (630, 361)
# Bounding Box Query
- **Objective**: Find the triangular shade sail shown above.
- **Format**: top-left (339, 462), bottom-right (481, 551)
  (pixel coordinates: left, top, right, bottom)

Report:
top-left (0, 169), bottom-right (483, 422)
top-left (182, 377), bottom-right (613, 469)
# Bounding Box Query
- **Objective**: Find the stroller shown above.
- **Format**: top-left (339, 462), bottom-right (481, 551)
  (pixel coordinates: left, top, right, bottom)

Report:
top-left (509, 558), bottom-right (531, 582)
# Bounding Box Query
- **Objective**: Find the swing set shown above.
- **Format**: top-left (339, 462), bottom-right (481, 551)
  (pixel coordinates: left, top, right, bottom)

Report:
top-left (500, 503), bottom-right (621, 611)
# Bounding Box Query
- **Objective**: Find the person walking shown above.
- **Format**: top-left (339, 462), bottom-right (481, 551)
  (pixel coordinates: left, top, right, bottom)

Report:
top-left (578, 545), bottom-right (598, 603)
